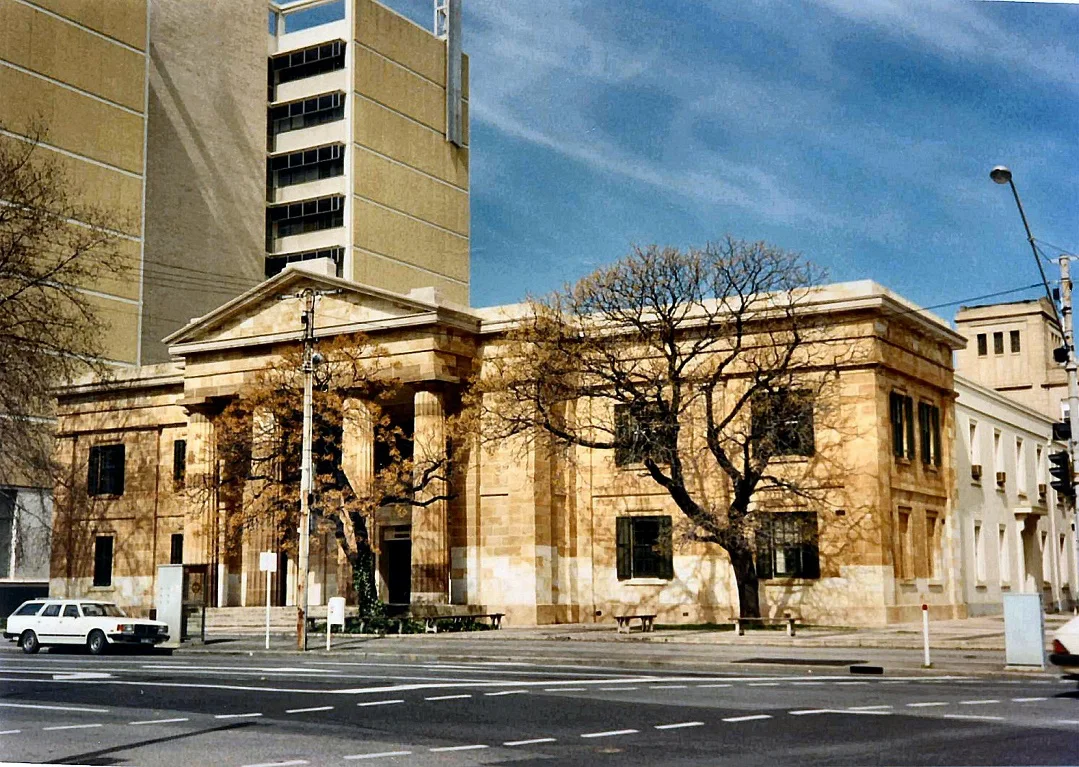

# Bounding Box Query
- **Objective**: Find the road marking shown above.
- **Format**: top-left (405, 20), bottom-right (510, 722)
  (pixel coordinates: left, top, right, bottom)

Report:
top-left (789, 709), bottom-right (835, 716)
top-left (959, 700), bottom-right (1000, 705)
top-left (285, 706), bottom-right (334, 714)
top-left (485, 690), bottom-right (527, 696)
top-left (129, 718), bottom-right (190, 725)
top-left (835, 681), bottom-right (869, 686)
top-left (581, 729), bottom-right (639, 738)
top-left (1012, 697), bottom-right (1048, 703)
top-left (544, 687), bottom-right (586, 692)
top-left (650, 684), bottom-right (688, 689)
top-left (654, 721), bottom-right (704, 730)
top-left (504, 737), bottom-right (557, 746)
top-left (723, 715), bottom-right (772, 723)
top-left (789, 681), bottom-right (824, 686)
top-left (0, 702), bottom-right (108, 713)
top-left (214, 713), bottom-right (263, 719)
top-left (880, 680), bottom-right (908, 685)
top-left (0, 729), bottom-right (21, 735)
top-left (52, 671), bottom-right (113, 681)
top-left (600, 686), bottom-right (639, 691)
top-left (848, 705), bottom-right (892, 711)
top-left (429, 745), bottom-right (489, 752)
top-left (43, 723), bottom-right (103, 731)
top-left (241, 761), bottom-right (309, 767)
top-left (747, 682), bottom-right (780, 687)
top-left (943, 714), bottom-right (1004, 722)
top-left (1057, 720), bottom-right (1079, 725)
top-left (907, 702), bottom-right (949, 708)
top-left (343, 752), bottom-right (412, 760)
top-left (358, 700), bottom-right (404, 707)
top-left (425, 694), bottom-right (471, 701)
top-left (696, 683), bottom-right (732, 688)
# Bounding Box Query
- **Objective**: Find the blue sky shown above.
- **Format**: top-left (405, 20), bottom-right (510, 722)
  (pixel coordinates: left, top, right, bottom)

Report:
top-left (377, 0), bottom-right (1077, 317)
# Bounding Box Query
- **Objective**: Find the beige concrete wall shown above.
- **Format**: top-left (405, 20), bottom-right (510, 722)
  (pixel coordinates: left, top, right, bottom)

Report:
top-left (351, 0), bottom-right (470, 305)
top-left (141, 0), bottom-right (268, 363)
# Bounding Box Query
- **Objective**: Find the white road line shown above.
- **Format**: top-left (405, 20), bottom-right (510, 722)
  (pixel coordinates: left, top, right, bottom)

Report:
top-left (0, 730), bottom-right (22, 735)
top-left (943, 714), bottom-right (1004, 722)
top-left (789, 681), bottom-right (824, 686)
top-left (1057, 720), bottom-right (1079, 725)
top-left (1012, 697), bottom-right (1049, 703)
top-left (129, 718), bottom-right (190, 725)
top-left (848, 705), bottom-right (892, 711)
top-left (358, 700), bottom-right (404, 707)
top-left (285, 706), bottom-right (334, 714)
top-left (959, 700), bottom-right (1000, 705)
top-left (0, 702), bottom-right (108, 713)
top-left (429, 744), bottom-right (489, 752)
top-left (343, 751), bottom-right (412, 760)
top-left (654, 721), bottom-right (704, 730)
top-left (747, 682), bottom-right (780, 687)
top-left (43, 723), bottom-right (103, 731)
top-left (723, 715), bottom-right (772, 723)
top-left (544, 687), bottom-right (586, 692)
top-left (241, 761), bottom-right (309, 767)
top-left (424, 694), bottom-right (471, 701)
top-left (696, 683), bottom-right (731, 688)
top-left (650, 684), bottom-right (688, 690)
top-left (600, 686), bottom-right (639, 691)
top-left (789, 709), bottom-right (836, 716)
top-left (581, 729), bottom-right (639, 738)
top-left (880, 681), bottom-right (908, 685)
top-left (485, 690), bottom-right (527, 696)
top-left (906, 702), bottom-right (949, 708)
top-left (835, 681), bottom-right (869, 686)
top-left (213, 713), bottom-right (263, 719)
top-left (504, 737), bottom-right (557, 746)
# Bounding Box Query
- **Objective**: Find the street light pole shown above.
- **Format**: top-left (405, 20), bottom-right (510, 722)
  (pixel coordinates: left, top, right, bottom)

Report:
top-left (297, 288), bottom-right (316, 651)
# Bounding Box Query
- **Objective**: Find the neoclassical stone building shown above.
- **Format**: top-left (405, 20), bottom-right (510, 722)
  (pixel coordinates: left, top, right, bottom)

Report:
top-left (51, 265), bottom-right (971, 626)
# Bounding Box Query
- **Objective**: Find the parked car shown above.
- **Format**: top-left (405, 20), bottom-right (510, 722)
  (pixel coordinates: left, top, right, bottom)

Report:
top-left (1049, 614), bottom-right (1079, 681)
top-left (3, 599), bottom-right (169, 655)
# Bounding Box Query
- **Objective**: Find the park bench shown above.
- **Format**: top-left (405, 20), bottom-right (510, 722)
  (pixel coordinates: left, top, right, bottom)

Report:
top-left (408, 604), bottom-right (504, 633)
top-left (614, 613), bottom-right (656, 634)
top-left (733, 616), bottom-right (798, 637)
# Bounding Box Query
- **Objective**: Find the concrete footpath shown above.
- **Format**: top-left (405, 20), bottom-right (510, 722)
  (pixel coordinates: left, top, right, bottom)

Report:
top-left (178, 612), bottom-right (1078, 678)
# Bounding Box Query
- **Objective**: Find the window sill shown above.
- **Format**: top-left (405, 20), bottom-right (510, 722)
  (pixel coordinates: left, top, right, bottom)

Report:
top-left (974, 582), bottom-right (988, 591)
top-left (926, 581), bottom-right (944, 592)
top-left (768, 455), bottom-right (812, 465)
top-left (621, 578), bottom-right (670, 586)
top-left (1000, 584), bottom-right (1012, 591)
top-left (762, 577), bottom-right (818, 586)
top-left (897, 579), bottom-right (918, 589)
top-left (88, 586), bottom-right (115, 592)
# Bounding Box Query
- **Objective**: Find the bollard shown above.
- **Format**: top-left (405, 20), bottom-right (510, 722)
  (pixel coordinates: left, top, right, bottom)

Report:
top-left (921, 603), bottom-right (931, 668)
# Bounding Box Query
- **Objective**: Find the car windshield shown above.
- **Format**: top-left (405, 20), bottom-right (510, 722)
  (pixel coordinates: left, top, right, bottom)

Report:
top-left (80, 603), bottom-right (125, 618)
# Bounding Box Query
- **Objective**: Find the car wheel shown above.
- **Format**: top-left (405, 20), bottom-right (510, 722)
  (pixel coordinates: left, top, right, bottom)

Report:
top-left (20, 630), bottom-right (40, 655)
top-left (86, 629), bottom-right (108, 656)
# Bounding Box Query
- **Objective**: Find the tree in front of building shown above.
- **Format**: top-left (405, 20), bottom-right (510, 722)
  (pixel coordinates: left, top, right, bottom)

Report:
top-left (211, 338), bottom-right (462, 618)
top-left (477, 239), bottom-right (847, 619)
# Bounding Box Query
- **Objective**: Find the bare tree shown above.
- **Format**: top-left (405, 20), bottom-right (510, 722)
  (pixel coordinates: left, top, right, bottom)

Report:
top-left (477, 239), bottom-right (849, 618)
top-left (211, 337), bottom-right (461, 617)
top-left (0, 124), bottom-right (126, 548)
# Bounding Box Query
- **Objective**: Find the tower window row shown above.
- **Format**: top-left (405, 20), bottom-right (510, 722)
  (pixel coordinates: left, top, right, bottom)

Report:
top-left (270, 92), bottom-right (344, 135)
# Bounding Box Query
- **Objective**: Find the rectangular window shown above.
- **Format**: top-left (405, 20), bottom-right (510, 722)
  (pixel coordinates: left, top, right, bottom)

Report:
top-left (616, 516), bottom-right (673, 580)
top-left (1061, 534), bottom-right (1069, 583)
top-left (974, 521), bottom-right (986, 583)
top-left (917, 402), bottom-right (941, 466)
top-left (968, 419), bottom-right (978, 464)
top-left (269, 91), bottom-right (345, 135)
top-left (93, 536), bottom-right (113, 587)
top-left (613, 404), bottom-right (676, 467)
top-left (751, 388), bottom-right (815, 457)
top-left (926, 512), bottom-right (941, 580)
top-left (0, 488), bottom-right (14, 578)
top-left (173, 439), bottom-right (186, 490)
top-left (895, 508), bottom-right (912, 579)
top-left (265, 246), bottom-right (345, 279)
top-left (13, 602), bottom-right (44, 616)
top-left (757, 512), bottom-right (820, 579)
top-left (269, 195), bottom-right (344, 239)
top-left (42, 603), bottom-right (60, 617)
top-left (170, 533), bottom-right (184, 565)
top-left (270, 40), bottom-right (345, 87)
top-left (976, 333), bottom-right (987, 357)
top-left (88, 444), bottom-right (125, 496)
top-left (993, 430), bottom-right (1002, 481)
top-left (1015, 437), bottom-right (1026, 495)
top-left (890, 392), bottom-right (915, 460)
top-left (1010, 330), bottom-right (1021, 353)
top-left (999, 525), bottom-right (1011, 585)
top-left (270, 143), bottom-right (345, 187)
top-left (63, 604), bottom-right (78, 618)
top-left (993, 331), bottom-right (1004, 355)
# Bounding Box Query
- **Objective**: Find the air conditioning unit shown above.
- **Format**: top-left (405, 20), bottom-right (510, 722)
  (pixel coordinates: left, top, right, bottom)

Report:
top-left (996, 471), bottom-right (1007, 486)
top-left (971, 464), bottom-right (982, 480)
top-left (1039, 483), bottom-right (1047, 499)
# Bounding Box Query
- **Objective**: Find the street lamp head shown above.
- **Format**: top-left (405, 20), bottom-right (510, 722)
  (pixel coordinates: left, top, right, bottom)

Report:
top-left (990, 165), bottom-right (1012, 185)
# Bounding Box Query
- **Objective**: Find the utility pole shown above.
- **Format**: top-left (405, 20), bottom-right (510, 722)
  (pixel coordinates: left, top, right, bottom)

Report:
top-left (297, 288), bottom-right (316, 651)
top-left (1059, 256), bottom-right (1079, 599)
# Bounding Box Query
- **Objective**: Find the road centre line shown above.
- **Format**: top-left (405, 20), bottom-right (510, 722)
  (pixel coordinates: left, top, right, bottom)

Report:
top-left (214, 713), bottom-right (263, 719)
top-left (835, 681), bottom-right (869, 686)
top-left (0, 730), bottom-right (22, 735)
top-left (1057, 720), bottom-right (1079, 725)
top-left (357, 700), bottom-right (404, 707)
top-left (696, 684), bottom-right (732, 688)
top-left (747, 682), bottom-right (780, 687)
top-left (581, 729), bottom-right (639, 738)
top-left (0, 702), bottom-right (108, 713)
top-left (429, 744), bottom-right (489, 752)
top-left (484, 690), bottom-right (527, 696)
top-left (600, 686), bottom-right (639, 691)
top-left (789, 681), bottom-right (824, 686)
top-left (1012, 697), bottom-right (1049, 702)
top-left (723, 715), bottom-right (772, 723)
top-left (544, 687), bottom-right (586, 692)
top-left (655, 721), bottom-right (705, 730)
top-left (43, 723), bottom-right (103, 731)
top-left (425, 694), bottom-right (471, 701)
top-left (943, 714), bottom-right (1004, 722)
top-left (504, 737), bottom-right (558, 746)
top-left (959, 700), bottom-right (1000, 705)
top-left (650, 684), bottom-right (688, 689)
top-left (848, 705), bottom-right (892, 711)
top-left (285, 706), bottom-right (334, 714)
top-left (241, 761), bottom-right (309, 767)
top-left (906, 702), bottom-right (950, 707)
top-left (0, 676), bottom-right (328, 695)
top-left (129, 718), bottom-right (190, 725)
top-left (790, 710), bottom-right (836, 716)
top-left (343, 752), bottom-right (412, 760)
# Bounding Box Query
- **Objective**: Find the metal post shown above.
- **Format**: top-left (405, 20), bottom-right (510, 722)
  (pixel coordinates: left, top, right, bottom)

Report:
top-left (921, 604), bottom-right (931, 668)
top-left (265, 568), bottom-right (271, 651)
top-left (1060, 255), bottom-right (1079, 601)
top-left (297, 289), bottom-right (316, 651)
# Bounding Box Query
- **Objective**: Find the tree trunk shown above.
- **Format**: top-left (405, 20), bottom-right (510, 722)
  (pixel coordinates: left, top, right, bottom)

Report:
top-left (350, 541), bottom-right (382, 618)
top-left (729, 547), bottom-right (761, 619)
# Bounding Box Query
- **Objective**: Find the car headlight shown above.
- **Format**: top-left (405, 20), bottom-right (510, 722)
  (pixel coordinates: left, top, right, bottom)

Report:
top-left (116, 624), bottom-right (135, 633)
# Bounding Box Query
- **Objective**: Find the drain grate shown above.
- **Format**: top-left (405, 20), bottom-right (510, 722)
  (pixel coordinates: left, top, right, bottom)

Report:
top-left (736, 657), bottom-right (867, 666)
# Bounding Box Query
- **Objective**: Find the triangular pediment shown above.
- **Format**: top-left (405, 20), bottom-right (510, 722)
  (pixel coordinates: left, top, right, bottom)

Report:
top-left (164, 266), bottom-right (476, 355)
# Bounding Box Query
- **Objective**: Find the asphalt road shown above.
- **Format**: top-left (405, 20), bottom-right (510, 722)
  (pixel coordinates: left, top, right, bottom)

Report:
top-left (0, 647), bottom-right (1076, 766)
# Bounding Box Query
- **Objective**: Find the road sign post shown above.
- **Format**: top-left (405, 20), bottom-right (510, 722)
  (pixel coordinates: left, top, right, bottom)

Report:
top-left (259, 552), bottom-right (278, 650)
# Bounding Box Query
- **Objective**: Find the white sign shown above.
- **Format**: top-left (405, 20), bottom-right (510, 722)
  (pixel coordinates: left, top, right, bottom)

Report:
top-left (259, 551), bottom-right (277, 573)
top-left (327, 597), bottom-right (346, 627)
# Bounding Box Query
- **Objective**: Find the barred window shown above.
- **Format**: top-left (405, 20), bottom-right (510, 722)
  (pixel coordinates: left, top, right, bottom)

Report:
top-left (756, 512), bottom-right (820, 579)
top-left (616, 516), bottom-right (673, 580)
top-left (88, 444), bottom-right (125, 496)
top-left (890, 392), bottom-right (914, 460)
top-left (751, 388), bottom-right (815, 457)
top-left (613, 404), bottom-right (676, 467)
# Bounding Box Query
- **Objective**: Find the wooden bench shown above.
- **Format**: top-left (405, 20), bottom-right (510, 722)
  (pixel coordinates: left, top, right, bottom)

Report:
top-left (733, 616), bottom-right (798, 637)
top-left (422, 613), bottom-right (504, 633)
top-left (614, 614), bottom-right (656, 634)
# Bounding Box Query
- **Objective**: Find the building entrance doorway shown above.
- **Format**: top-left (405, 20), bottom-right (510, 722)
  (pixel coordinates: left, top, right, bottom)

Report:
top-left (380, 526), bottom-right (411, 606)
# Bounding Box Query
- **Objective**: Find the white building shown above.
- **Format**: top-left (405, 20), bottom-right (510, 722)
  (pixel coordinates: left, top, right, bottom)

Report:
top-left (955, 375), bottom-right (1077, 615)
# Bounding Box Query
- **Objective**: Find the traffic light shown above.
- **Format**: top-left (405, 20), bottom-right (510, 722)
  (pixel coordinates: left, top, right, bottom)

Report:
top-left (1048, 450), bottom-right (1074, 498)
top-left (1053, 421), bottom-right (1072, 441)
top-left (1054, 346), bottom-right (1069, 364)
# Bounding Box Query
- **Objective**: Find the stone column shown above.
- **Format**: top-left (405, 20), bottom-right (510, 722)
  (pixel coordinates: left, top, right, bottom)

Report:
top-left (183, 409), bottom-right (217, 567)
top-left (341, 398), bottom-right (376, 491)
top-left (411, 388), bottom-right (448, 603)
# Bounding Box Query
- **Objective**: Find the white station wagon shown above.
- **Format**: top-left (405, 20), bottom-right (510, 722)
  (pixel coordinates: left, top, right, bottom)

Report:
top-left (4, 599), bottom-right (169, 655)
